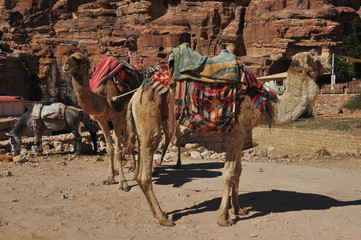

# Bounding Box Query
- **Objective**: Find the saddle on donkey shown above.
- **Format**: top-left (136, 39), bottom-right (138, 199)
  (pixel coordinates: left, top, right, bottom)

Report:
top-left (32, 103), bottom-right (66, 120)
top-left (146, 43), bottom-right (275, 133)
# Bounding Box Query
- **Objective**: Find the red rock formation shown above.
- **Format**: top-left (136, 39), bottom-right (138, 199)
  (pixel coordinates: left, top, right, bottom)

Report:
top-left (0, 0), bottom-right (359, 100)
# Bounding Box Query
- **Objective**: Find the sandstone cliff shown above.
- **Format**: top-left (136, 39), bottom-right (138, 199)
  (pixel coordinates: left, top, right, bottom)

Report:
top-left (0, 0), bottom-right (359, 102)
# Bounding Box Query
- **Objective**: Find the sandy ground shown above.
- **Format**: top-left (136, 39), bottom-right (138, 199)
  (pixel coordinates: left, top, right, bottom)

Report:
top-left (0, 150), bottom-right (361, 240)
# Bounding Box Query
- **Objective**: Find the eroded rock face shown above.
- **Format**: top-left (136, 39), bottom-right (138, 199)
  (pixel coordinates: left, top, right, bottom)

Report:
top-left (0, 0), bottom-right (359, 100)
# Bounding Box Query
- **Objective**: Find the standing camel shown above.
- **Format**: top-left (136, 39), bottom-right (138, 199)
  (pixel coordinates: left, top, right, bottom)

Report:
top-left (63, 52), bottom-right (141, 191)
top-left (126, 45), bottom-right (331, 226)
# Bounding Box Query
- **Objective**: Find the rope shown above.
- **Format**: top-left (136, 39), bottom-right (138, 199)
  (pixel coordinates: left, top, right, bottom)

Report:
top-left (65, 106), bottom-right (83, 112)
top-left (111, 88), bottom-right (138, 102)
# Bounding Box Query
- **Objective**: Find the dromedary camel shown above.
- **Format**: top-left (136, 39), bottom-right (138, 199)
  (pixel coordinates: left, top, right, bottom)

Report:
top-left (126, 46), bottom-right (331, 226)
top-left (63, 52), bottom-right (141, 191)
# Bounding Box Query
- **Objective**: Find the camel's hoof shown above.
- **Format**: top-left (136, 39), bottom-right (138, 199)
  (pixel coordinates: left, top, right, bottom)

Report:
top-left (154, 159), bottom-right (162, 166)
top-left (102, 177), bottom-right (116, 185)
top-left (159, 219), bottom-right (175, 227)
top-left (238, 208), bottom-right (249, 215)
top-left (73, 152), bottom-right (81, 156)
top-left (217, 216), bottom-right (234, 227)
top-left (121, 160), bottom-right (127, 167)
top-left (120, 185), bottom-right (131, 192)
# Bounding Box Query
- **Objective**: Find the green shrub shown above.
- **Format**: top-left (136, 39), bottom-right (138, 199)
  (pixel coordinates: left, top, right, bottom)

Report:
top-left (343, 93), bottom-right (361, 110)
top-left (315, 147), bottom-right (331, 156)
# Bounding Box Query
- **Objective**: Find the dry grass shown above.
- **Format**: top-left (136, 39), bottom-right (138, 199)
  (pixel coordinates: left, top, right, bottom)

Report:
top-left (269, 117), bottom-right (361, 136)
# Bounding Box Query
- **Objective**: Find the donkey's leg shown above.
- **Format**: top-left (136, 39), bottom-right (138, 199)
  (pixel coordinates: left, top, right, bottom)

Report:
top-left (34, 128), bottom-right (43, 155)
top-left (217, 126), bottom-right (246, 227)
top-left (70, 128), bottom-right (82, 155)
top-left (67, 114), bottom-right (82, 155)
top-left (93, 117), bottom-right (116, 184)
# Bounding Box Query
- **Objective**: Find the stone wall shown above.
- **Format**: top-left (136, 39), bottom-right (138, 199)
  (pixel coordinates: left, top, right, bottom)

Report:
top-left (181, 131), bottom-right (253, 153)
top-left (253, 126), bottom-right (361, 155)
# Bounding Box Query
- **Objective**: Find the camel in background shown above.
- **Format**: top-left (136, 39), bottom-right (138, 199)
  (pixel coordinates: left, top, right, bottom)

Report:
top-left (63, 52), bottom-right (141, 191)
top-left (126, 47), bottom-right (331, 226)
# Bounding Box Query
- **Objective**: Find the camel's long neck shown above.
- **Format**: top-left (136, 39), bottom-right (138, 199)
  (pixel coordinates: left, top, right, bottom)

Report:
top-left (71, 70), bottom-right (105, 115)
top-left (271, 71), bottom-right (319, 125)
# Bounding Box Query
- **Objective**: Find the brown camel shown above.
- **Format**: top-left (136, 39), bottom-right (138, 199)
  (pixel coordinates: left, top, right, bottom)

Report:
top-left (63, 52), bottom-right (140, 191)
top-left (126, 48), bottom-right (331, 226)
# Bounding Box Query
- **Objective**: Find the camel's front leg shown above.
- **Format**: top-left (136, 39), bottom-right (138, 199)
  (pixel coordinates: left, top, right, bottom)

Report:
top-left (94, 117), bottom-right (116, 185)
top-left (113, 117), bottom-right (130, 191)
top-left (217, 127), bottom-right (247, 226)
top-left (115, 149), bottom-right (130, 191)
top-left (218, 161), bottom-right (235, 226)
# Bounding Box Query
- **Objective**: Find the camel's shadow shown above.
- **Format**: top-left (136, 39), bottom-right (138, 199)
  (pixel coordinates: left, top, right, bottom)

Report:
top-left (168, 189), bottom-right (361, 222)
top-left (153, 162), bottom-right (223, 187)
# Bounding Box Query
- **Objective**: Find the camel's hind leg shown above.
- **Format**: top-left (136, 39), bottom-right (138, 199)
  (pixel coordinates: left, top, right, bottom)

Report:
top-left (217, 125), bottom-right (247, 226)
top-left (136, 133), bottom-right (174, 226)
top-left (93, 117), bottom-right (116, 185)
top-left (131, 89), bottom-right (174, 226)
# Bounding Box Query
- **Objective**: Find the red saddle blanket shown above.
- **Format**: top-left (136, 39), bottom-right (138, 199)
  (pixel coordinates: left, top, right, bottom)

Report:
top-left (90, 56), bottom-right (141, 93)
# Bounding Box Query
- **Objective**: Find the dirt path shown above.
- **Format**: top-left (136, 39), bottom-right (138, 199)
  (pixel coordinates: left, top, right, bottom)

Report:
top-left (1, 153), bottom-right (361, 240)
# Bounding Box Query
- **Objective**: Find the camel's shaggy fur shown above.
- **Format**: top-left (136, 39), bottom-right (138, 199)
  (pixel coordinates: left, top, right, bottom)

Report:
top-left (129, 50), bottom-right (331, 226)
top-left (64, 52), bottom-right (138, 191)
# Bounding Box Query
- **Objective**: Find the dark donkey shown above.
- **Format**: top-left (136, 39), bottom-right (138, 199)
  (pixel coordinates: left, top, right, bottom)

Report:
top-left (6, 103), bottom-right (98, 155)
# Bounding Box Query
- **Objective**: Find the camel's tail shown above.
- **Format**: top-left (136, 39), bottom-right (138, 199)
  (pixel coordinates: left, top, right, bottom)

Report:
top-left (125, 94), bottom-right (137, 156)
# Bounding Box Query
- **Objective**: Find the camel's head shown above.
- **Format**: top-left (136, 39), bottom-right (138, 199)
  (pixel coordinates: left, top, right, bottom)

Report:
top-left (63, 52), bottom-right (90, 75)
top-left (289, 50), bottom-right (331, 80)
top-left (6, 131), bottom-right (21, 155)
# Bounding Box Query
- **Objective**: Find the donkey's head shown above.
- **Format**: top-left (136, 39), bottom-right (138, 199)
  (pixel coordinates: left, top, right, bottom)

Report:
top-left (6, 130), bottom-right (21, 155)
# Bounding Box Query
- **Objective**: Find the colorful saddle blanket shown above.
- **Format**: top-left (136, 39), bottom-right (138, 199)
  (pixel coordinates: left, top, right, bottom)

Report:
top-left (147, 64), bottom-right (275, 133)
top-left (171, 43), bottom-right (239, 83)
top-left (90, 56), bottom-right (141, 93)
top-left (32, 103), bottom-right (66, 120)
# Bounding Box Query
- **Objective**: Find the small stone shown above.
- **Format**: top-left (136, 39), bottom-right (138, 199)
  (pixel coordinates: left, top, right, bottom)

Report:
top-left (185, 143), bottom-right (200, 149)
top-left (13, 155), bottom-right (28, 164)
top-left (267, 146), bottom-right (275, 151)
top-left (61, 194), bottom-right (69, 199)
top-left (11, 198), bottom-right (18, 202)
top-left (190, 151), bottom-right (203, 159)
top-left (250, 233), bottom-right (258, 238)
top-left (4, 170), bottom-right (12, 177)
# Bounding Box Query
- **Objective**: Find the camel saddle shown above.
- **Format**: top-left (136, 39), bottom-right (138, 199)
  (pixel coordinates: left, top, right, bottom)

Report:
top-left (90, 56), bottom-right (142, 94)
top-left (145, 44), bottom-right (275, 133)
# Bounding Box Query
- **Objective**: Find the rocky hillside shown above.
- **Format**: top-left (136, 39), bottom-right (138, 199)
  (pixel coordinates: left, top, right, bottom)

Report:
top-left (0, 0), bottom-right (360, 102)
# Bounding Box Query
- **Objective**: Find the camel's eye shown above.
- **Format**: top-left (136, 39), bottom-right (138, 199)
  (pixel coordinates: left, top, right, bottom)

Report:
top-left (71, 56), bottom-right (81, 66)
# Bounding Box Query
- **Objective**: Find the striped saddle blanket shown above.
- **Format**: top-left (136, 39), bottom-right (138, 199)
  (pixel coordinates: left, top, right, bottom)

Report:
top-left (90, 56), bottom-right (142, 93)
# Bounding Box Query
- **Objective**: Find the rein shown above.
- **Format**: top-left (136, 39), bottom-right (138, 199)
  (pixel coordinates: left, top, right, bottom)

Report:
top-left (293, 64), bottom-right (320, 80)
